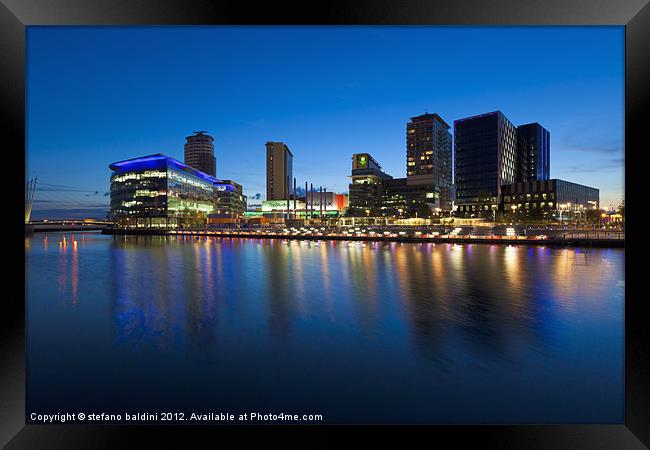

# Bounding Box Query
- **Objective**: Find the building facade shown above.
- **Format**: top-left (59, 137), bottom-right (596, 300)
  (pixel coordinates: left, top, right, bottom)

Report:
top-left (261, 191), bottom-right (348, 217)
top-left (213, 180), bottom-right (247, 218)
top-left (110, 154), bottom-right (219, 228)
top-left (454, 111), bottom-right (519, 216)
top-left (347, 152), bottom-right (438, 218)
top-left (501, 179), bottom-right (599, 217)
top-left (381, 178), bottom-right (438, 218)
top-left (348, 153), bottom-right (393, 215)
top-left (517, 123), bottom-right (550, 181)
top-left (266, 141), bottom-right (293, 200)
top-left (406, 113), bottom-right (452, 210)
top-left (184, 131), bottom-right (216, 177)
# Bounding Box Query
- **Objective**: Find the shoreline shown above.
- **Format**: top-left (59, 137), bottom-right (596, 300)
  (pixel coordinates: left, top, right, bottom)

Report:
top-left (100, 228), bottom-right (624, 248)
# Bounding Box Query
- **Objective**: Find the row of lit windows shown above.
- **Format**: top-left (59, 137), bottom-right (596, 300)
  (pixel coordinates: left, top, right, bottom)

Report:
top-left (112, 170), bottom-right (167, 183)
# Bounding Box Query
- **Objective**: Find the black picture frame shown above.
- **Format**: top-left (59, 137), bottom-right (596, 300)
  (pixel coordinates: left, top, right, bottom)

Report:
top-left (2, 1), bottom-right (648, 447)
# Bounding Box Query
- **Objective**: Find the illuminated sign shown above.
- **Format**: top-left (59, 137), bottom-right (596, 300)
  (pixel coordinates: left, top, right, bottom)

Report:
top-left (262, 200), bottom-right (306, 211)
top-left (214, 184), bottom-right (234, 192)
top-left (261, 194), bottom-right (349, 212)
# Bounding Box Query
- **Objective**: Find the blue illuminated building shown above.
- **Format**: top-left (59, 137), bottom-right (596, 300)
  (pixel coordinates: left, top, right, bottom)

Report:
top-left (109, 153), bottom-right (243, 228)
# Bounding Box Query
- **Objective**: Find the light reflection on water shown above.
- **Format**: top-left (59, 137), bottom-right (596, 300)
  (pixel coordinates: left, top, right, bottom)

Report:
top-left (26, 232), bottom-right (624, 423)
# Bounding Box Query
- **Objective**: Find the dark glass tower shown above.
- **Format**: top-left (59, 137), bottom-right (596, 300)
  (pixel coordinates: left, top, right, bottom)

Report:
top-left (454, 111), bottom-right (518, 215)
top-left (184, 131), bottom-right (216, 177)
top-left (517, 123), bottom-right (550, 181)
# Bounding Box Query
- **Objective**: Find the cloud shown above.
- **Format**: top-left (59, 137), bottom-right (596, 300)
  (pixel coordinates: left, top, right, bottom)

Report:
top-left (557, 119), bottom-right (623, 155)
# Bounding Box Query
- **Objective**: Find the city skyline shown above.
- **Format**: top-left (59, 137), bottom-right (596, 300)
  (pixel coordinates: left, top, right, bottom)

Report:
top-left (27, 26), bottom-right (624, 218)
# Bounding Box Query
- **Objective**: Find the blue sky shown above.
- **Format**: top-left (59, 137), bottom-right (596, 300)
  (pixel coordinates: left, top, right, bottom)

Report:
top-left (27, 26), bottom-right (624, 218)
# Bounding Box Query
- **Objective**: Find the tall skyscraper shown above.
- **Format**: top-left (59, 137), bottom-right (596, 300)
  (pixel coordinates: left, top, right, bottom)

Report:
top-left (454, 111), bottom-right (518, 215)
top-left (184, 131), bottom-right (216, 177)
top-left (266, 141), bottom-right (293, 200)
top-left (517, 122), bottom-right (550, 181)
top-left (406, 113), bottom-right (453, 210)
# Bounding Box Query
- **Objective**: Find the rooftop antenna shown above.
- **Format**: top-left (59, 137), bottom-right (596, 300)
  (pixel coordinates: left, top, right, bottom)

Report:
top-left (194, 130), bottom-right (208, 134)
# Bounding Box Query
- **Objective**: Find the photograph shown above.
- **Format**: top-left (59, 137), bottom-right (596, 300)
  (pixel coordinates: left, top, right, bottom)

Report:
top-left (23, 25), bottom-right (627, 426)
top-left (1, 1), bottom-right (645, 444)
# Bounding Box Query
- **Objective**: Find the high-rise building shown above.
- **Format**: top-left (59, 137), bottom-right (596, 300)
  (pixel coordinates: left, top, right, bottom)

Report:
top-left (454, 111), bottom-right (518, 215)
top-left (266, 142), bottom-right (293, 200)
top-left (184, 131), bottom-right (216, 177)
top-left (406, 113), bottom-right (452, 210)
top-left (517, 123), bottom-right (550, 181)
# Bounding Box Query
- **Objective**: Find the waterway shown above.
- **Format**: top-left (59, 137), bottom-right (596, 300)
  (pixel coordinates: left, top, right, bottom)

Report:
top-left (25, 231), bottom-right (624, 423)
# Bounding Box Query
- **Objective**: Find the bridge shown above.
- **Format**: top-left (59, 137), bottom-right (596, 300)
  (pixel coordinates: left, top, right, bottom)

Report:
top-left (28, 219), bottom-right (113, 232)
top-left (25, 177), bottom-right (112, 234)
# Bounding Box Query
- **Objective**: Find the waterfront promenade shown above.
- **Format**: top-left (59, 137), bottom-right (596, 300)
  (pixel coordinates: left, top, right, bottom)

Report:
top-left (102, 225), bottom-right (624, 247)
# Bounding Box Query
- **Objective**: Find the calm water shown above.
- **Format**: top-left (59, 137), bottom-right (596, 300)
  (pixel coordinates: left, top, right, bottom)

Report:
top-left (25, 231), bottom-right (624, 423)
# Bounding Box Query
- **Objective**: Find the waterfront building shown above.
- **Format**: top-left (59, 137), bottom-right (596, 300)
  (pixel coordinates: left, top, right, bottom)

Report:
top-left (348, 153), bottom-right (393, 215)
top-left (266, 141), bottom-right (293, 200)
top-left (305, 191), bottom-right (349, 216)
top-left (261, 199), bottom-right (305, 213)
top-left (501, 179), bottom-right (599, 219)
top-left (261, 192), bottom-right (348, 217)
top-left (214, 180), bottom-right (247, 218)
top-left (184, 131), bottom-right (216, 177)
top-left (517, 123), bottom-right (550, 181)
top-left (454, 111), bottom-right (519, 216)
top-left (381, 178), bottom-right (438, 218)
top-left (347, 152), bottom-right (437, 218)
top-left (406, 113), bottom-right (452, 211)
top-left (109, 154), bottom-right (219, 228)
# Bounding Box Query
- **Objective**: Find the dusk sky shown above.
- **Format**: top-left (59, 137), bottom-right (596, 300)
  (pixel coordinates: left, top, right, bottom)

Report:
top-left (27, 26), bottom-right (624, 218)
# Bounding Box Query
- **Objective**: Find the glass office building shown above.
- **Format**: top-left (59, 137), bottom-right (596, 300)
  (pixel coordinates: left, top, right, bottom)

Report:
top-left (380, 178), bottom-right (438, 218)
top-left (213, 180), bottom-right (247, 218)
top-left (109, 154), bottom-right (218, 228)
top-left (517, 123), bottom-right (550, 181)
top-left (501, 179), bottom-right (599, 216)
top-left (454, 111), bottom-right (518, 215)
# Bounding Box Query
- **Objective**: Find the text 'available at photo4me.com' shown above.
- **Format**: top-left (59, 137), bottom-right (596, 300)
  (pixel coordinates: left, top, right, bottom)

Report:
top-left (29, 411), bottom-right (325, 424)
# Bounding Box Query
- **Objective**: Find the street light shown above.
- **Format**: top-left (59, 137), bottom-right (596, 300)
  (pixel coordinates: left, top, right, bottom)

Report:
top-left (577, 204), bottom-right (584, 227)
top-left (558, 203), bottom-right (566, 223)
